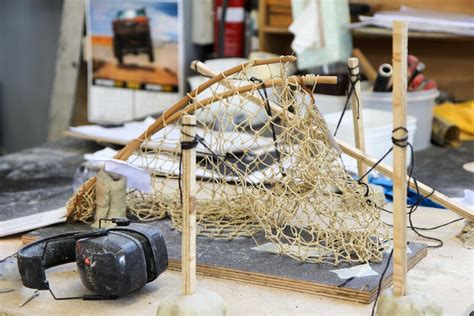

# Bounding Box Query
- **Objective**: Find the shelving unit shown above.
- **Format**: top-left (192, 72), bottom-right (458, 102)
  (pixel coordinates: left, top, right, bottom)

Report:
top-left (352, 27), bottom-right (472, 41)
top-left (258, 0), bottom-right (293, 54)
top-left (257, 0), bottom-right (474, 99)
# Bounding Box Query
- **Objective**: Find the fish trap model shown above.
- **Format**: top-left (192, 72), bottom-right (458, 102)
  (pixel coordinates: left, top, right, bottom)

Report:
top-left (68, 56), bottom-right (388, 265)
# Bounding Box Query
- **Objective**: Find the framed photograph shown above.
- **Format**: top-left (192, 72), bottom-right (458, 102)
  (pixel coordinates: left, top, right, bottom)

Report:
top-left (86, 0), bottom-right (183, 124)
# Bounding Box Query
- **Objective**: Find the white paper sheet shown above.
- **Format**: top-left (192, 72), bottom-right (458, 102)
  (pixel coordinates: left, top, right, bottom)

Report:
top-left (71, 117), bottom-right (273, 156)
top-left (384, 241), bottom-right (413, 254)
top-left (251, 242), bottom-right (330, 258)
top-left (0, 207), bottom-right (67, 238)
top-left (451, 189), bottom-right (474, 210)
top-left (331, 263), bottom-right (378, 279)
top-left (351, 6), bottom-right (474, 36)
top-left (85, 146), bottom-right (287, 186)
top-left (104, 159), bottom-right (153, 193)
top-left (84, 147), bottom-right (119, 161)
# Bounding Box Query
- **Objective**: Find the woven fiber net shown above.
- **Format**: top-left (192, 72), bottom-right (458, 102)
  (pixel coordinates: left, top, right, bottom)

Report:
top-left (70, 59), bottom-right (388, 265)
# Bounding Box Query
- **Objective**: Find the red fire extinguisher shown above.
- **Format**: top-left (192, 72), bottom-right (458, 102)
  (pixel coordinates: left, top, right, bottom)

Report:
top-left (214, 0), bottom-right (245, 57)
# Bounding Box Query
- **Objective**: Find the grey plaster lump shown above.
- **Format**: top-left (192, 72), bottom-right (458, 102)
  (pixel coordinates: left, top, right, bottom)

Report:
top-left (375, 286), bottom-right (442, 316)
top-left (0, 138), bottom-right (99, 221)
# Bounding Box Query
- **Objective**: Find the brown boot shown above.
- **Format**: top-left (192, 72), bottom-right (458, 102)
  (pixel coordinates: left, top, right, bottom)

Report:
top-left (91, 169), bottom-right (127, 228)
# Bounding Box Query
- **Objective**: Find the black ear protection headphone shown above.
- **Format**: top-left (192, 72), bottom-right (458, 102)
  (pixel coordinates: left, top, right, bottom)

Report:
top-left (17, 220), bottom-right (168, 300)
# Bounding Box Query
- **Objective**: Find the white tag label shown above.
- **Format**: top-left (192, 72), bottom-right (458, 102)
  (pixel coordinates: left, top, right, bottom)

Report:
top-left (331, 263), bottom-right (379, 279)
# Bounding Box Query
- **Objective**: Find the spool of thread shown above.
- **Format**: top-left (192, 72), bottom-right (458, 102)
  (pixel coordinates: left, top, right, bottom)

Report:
top-left (373, 63), bottom-right (393, 92)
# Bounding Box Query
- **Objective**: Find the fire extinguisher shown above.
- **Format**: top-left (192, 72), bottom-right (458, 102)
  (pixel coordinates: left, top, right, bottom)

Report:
top-left (214, 0), bottom-right (246, 57)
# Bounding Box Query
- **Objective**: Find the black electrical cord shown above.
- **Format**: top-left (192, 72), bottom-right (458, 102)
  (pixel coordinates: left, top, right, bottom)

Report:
top-left (178, 127), bottom-right (243, 205)
top-left (355, 126), bottom-right (459, 248)
top-left (250, 77), bottom-right (285, 176)
top-left (371, 249), bottom-right (393, 316)
top-left (333, 67), bottom-right (360, 137)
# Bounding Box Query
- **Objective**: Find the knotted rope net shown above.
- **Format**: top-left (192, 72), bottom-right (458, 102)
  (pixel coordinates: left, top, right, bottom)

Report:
top-left (68, 58), bottom-right (388, 265)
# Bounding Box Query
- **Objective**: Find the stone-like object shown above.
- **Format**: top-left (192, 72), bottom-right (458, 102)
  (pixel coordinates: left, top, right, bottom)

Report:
top-left (91, 170), bottom-right (127, 228)
top-left (157, 290), bottom-right (226, 316)
top-left (375, 287), bottom-right (442, 316)
top-left (456, 220), bottom-right (474, 249)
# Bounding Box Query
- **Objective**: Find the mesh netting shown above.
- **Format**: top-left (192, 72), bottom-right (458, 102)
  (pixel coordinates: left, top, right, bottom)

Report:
top-left (69, 59), bottom-right (388, 265)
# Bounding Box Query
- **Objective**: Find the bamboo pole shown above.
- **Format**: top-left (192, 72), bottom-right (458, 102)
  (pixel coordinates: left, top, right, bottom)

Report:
top-left (191, 60), bottom-right (474, 222)
top-left (348, 57), bottom-right (367, 183)
top-left (392, 20), bottom-right (409, 297)
top-left (181, 115), bottom-right (197, 295)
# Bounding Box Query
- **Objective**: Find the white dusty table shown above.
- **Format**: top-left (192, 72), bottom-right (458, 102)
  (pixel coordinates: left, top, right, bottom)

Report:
top-left (0, 205), bottom-right (472, 316)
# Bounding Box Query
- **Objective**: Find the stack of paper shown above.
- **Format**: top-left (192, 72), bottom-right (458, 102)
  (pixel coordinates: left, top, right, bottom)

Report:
top-left (351, 6), bottom-right (474, 36)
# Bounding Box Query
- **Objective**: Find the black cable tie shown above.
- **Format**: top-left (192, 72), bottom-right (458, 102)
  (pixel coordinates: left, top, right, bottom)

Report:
top-left (180, 139), bottom-right (198, 150)
top-left (391, 127), bottom-right (409, 148)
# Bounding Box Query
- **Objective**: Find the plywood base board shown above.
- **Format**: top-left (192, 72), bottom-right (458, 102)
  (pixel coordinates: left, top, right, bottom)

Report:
top-left (22, 219), bottom-right (427, 304)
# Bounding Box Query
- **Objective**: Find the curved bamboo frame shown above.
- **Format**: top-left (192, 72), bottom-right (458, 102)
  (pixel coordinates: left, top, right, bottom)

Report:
top-left (114, 57), bottom-right (337, 161)
top-left (69, 56), bottom-right (337, 214)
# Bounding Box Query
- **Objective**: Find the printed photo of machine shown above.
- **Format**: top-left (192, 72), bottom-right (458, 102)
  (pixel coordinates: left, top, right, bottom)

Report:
top-left (112, 8), bottom-right (155, 65)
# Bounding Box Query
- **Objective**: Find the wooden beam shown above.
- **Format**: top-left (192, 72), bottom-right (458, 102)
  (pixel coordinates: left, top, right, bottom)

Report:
top-left (348, 57), bottom-right (367, 183)
top-left (181, 115), bottom-right (197, 295)
top-left (47, 0), bottom-right (84, 141)
top-left (392, 20), bottom-right (409, 297)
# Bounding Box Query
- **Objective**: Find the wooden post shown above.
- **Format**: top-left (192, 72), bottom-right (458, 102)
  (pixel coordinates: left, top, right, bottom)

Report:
top-left (47, 0), bottom-right (84, 141)
top-left (181, 115), bottom-right (197, 295)
top-left (392, 20), bottom-right (409, 297)
top-left (348, 57), bottom-right (367, 182)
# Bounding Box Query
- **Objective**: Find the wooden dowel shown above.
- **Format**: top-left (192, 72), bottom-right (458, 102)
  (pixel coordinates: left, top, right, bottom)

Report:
top-left (348, 58), bottom-right (367, 183)
top-left (392, 20), bottom-right (409, 297)
top-left (336, 139), bottom-right (473, 221)
top-left (352, 48), bottom-right (377, 83)
top-left (190, 60), bottom-right (216, 78)
top-left (190, 60), bottom-right (337, 85)
top-left (181, 115), bottom-right (197, 295)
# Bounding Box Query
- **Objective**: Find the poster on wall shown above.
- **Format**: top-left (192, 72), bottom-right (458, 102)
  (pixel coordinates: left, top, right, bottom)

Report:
top-left (86, 0), bottom-right (182, 124)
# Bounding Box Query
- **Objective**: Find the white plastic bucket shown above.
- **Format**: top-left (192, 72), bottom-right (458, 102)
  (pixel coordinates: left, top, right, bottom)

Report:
top-left (314, 94), bottom-right (347, 115)
top-left (324, 109), bottom-right (417, 172)
top-left (361, 89), bottom-right (439, 151)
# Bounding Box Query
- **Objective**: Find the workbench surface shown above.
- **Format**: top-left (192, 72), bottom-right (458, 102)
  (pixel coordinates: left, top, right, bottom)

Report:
top-left (1, 207), bottom-right (471, 315)
top-left (0, 139), bottom-right (472, 315)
